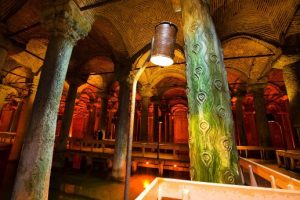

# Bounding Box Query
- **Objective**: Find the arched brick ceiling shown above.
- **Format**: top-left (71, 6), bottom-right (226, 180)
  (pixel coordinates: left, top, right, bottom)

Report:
top-left (212, 0), bottom-right (298, 44)
top-left (81, 56), bottom-right (114, 74)
top-left (223, 36), bottom-right (280, 82)
top-left (156, 77), bottom-right (186, 96)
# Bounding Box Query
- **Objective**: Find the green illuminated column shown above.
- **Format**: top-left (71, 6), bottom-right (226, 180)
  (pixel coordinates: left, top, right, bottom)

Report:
top-left (181, 0), bottom-right (241, 183)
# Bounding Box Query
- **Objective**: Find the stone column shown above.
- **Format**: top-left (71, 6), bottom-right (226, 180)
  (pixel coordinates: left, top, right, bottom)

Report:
top-left (283, 63), bottom-right (300, 133)
top-left (181, 0), bottom-right (241, 183)
top-left (99, 95), bottom-right (108, 138)
top-left (112, 61), bottom-right (131, 180)
top-left (251, 85), bottom-right (272, 147)
top-left (0, 48), bottom-right (7, 70)
top-left (9, 101), bottom-right (24, 132)
top-left (152, 96), bottom-right (159, 142)
top-left (9, 74), bottom-right (39, 161)
top-left (0, 85), bottom-right (15, 111)
top-left (55, 83), bottom-right (78, 166)
top-left (140, 84), bottom-right (153, 142)
top-left (12, 1), bottom-right (90, 199)
top-left (235, 90), bottom-right (247, 146)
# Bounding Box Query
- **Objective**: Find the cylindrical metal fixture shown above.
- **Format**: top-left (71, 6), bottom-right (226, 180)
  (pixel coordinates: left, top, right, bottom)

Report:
top-left (150, 21), bottom-right (178, 66)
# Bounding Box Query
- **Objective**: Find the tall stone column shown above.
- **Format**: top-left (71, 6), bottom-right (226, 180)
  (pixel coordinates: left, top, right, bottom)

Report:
top-left (152, 96), bottom-right (159, 142)
top-left (0, 48), bottom-right (7, 70)
top-left (140, 84), bottom-right (152, 142)
top-left (0, 85), bottom-right (15, 111)
top-left (181, 0), bottom-right (241, 183)
top-left (251, 85), bottom-right (272, 147)
top-left (235, 90), bottom-right (247, 146)
top-left (99, 95), bottom-right (108, 138)
top-left (112, 62), bottom-right (131, 180)
top-left (9, 101), bottom-right (24, 132)
top-left (9, 74), bottom-right (39, 161)
top-left (283, 62), bottom-right (300, 135)
top-left (12, 1), bottom-right (90, 199)
top-left (55, 83), bottom-right (78, 166)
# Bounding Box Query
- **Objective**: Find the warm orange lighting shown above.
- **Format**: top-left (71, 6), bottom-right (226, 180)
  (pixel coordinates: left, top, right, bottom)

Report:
top-left (174, 164), bottom-right (177, 167)
top-left (143, 180), bottom-right (150, 189)
top-left (146, 161), bottom-right (149, 165)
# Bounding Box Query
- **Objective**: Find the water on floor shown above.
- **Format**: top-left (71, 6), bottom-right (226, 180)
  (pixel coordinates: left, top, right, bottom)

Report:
top-left (49, 166), bottom-right (190, 200)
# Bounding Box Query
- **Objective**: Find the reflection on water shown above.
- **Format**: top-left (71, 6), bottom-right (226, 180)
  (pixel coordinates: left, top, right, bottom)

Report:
top-left (49, 166), bottom-right (190, 200)
top-left (0, 148), bottom-right (189, 200)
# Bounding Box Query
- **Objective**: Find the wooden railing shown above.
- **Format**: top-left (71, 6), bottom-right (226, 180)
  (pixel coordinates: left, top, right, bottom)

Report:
top-left (66, 137), bottom-right (189, 161)
top-left (237, 146), bottom-right (276, 159)
top-left (136, 177), bottom-right (300, 200)
top-left (0, 132), bottom-right (16, 144)
top-left (239, 157), bottom-right (300, 190)
top-left (276, 150), bottom-right (300, 171)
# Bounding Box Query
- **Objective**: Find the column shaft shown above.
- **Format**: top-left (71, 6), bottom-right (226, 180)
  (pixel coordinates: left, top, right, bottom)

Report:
top-left (140, 96), bottom-right (150, 141)
top-left (99, 96), bottom-right (108, 138)
top-left (153, 102), bottom-right (159, 142)
top-left (235, 96), bottom-right (247, 145)
top-left (112, 79), bottom-right (130, 180)
top-left (12, 34), bottom-right (75, 199)
top-left (283, 63), bottom-right (300, 128)
top-left (181, 0), bottom-right (241, 183)
top-left (0, 47), bottom-right (8, 71)
top-left (56, 83), bottom-right (78, 152)
top-left (252, 87), bottom-right (272, 147)
top-left (9, 75), bottom-right (39, 161)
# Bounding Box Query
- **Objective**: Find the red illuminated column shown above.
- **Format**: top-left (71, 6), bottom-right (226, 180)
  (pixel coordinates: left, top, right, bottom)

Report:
top-left (235, 90), bottom-right (247, 146)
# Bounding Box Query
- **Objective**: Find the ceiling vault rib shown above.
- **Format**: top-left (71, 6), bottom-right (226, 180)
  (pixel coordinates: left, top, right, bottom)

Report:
top-left (224, 53), bottom-right (275, 60)
top-left (7, 22), bottom-right (41, 37)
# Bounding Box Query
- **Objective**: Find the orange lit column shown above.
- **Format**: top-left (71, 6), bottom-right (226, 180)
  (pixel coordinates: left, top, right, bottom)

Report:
top-left (283, 62), bottom-right (300, 141)
top-left (140, 84), bottom-right (153, 142)
top-left (55, 82), bottom-right (79, 167)
top-left (153, 96), bottom-right (159, 142)
top-left (9, 100), bottom-right (23, 132)
top-left (235, 90), bottom-right (247, 146)
top-left (251, 85), bottom-right (272, 147)
top-left (0, 48), bottom-right (7, 71)
top-left (12, 1), bottom-right (90, 199)
top-left (9, 74), bottom-right (39, 161)
top-left (99, 95), bottom-right (108, 138)
top-left (112, 62), bottom-right (131, 180)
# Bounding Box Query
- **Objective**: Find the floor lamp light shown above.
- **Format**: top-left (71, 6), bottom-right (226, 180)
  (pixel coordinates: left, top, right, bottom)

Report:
top-left (124, 21), bottom-right (177, 200)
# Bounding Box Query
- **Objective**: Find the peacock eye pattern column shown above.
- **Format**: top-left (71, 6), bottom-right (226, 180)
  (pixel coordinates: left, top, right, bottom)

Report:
top-left (181, 0), bottom-right (241, 184)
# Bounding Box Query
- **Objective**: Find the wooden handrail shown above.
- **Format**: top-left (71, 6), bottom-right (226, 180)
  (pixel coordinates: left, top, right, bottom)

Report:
top-left (239, 157), bottom-right (300, 190)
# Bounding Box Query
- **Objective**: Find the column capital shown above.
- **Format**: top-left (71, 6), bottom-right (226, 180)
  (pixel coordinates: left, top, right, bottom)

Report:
top-left (42, 0), bottom-right (91, 44)
top-left (139, 84), bottom-right (153, 97)
top-left (248, 83), bottom-right (267, 96)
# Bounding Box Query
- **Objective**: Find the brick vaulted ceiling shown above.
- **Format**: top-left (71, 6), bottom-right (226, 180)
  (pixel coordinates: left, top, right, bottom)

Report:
top-left (1, 0), bottom-right (300, 98)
